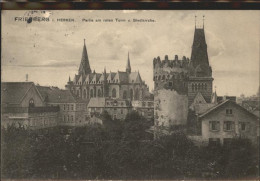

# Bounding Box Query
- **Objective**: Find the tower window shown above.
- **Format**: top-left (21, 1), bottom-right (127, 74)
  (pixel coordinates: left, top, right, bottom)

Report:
top-left (169, 82), bottom-right (173, 87)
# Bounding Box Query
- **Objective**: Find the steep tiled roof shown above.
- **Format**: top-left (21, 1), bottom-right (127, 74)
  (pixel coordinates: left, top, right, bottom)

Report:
top-left (129, 72), bottom-right (142, 83)
top-left (114, 71), bottom-right (128, 83)
top-left (1, 82), bottom-right (37, 105)
top-left (36, 86), bottom-right (77, 103)
top-left (199, 100), bottom-right (259, 120)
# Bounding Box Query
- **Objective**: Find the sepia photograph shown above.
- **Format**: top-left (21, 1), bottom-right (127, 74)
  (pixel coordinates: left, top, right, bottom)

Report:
top-left (1, 10), bottom-right (259, 180)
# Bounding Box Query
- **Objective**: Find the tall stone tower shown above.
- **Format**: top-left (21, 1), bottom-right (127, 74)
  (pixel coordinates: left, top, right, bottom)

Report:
top-left (78, 39), bottom-right (92, 75)
top-left (187, 20), bottom-right (213, 105)
top-left (153, 55), bottom-right (189, 128)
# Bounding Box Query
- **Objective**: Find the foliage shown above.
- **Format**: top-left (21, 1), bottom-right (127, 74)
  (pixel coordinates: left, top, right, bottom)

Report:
top-left (1, 121), bottom-right (259, 179)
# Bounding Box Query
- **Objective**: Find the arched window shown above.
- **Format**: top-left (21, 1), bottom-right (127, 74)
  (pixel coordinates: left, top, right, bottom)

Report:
top-left (198, 84), bottom-right (201, 90)
top-left (83, 89), bottom-right (86, 99)
top-left (130, 89), bottom-right (133, 100)
top-left (90, 89), bottom-right (94, 98)
top-left (123, 91), bottom-right (127, 99)
top-left (98, 89), bottom-right (102, 97)
top-left (135, 88), bottom-right (139, 100)
top-left (77, 90), bottom-right (79, 97)
top-left (162, 75), bottom-right (165, 80)
top-left (29, 98), bottom-right (34, 107)
top-left (192, 84), bottom-right (194, 91)
top-left (195, 84), bottom-right (198, 91)
top-left (112, 88), bottom-right (117, 98)
top-left (158, 75), bottom-right (161, 80)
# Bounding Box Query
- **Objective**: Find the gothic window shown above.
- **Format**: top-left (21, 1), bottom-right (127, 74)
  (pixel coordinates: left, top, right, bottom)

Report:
top-left (123, 91), bottom-right (127, 99)
top-left (158, 75), bottom-right (161, 80)
top-left (83, 89), bottom-right (86, 99)
top-left (112, 88), bottom-right (117, 98)
top-left (195, 84), bottom-right (198, 91)
top-left (198, 84), bottom-right (201, 90)
top-left (98, 89), bottom-right (102, 97)
top-left (192, 84), bottom-right (195, 91)
top-left (90, 89), bottom-right (94, 98)
top-left (77, 90), bottom-right (79, 97)
top-left (162, 75), bottom-right (165, 80)
top-left (94, 87), bottom-right (96, 97)
top-left (29, 98), bottom-right (34, 107)
top-left (87, 90), bottom-right (89, 99)
top-left (135, 88), bottom-right (139, 100)
top-left (130, 89), bottom-right (133, 100)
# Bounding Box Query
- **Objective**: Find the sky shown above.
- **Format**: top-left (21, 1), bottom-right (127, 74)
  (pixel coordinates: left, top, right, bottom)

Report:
top-left (1, 10), bottom-right (259, 97)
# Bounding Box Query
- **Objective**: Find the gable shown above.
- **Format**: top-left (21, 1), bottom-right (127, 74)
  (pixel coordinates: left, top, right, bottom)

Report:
top-left (199, 100), bottom-right (258, 121)
top-left (20, 85), bottom-right (45, 107)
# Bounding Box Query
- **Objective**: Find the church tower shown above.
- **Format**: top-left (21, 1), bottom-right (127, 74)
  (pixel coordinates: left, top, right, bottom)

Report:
top-left (126, 52), bottom-right (131, 74)
top-left (188, 16), bottom-right (213, 104)
top-left (78, 39), bottom-right (92, 75)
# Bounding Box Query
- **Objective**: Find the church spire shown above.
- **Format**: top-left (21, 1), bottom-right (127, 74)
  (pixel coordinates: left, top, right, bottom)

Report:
top-left (190, 18), bottom-right (211, 77)
top-left (126, 52), bottom-right (131, 73)
top-left (78, 39), bottom-right (91, 75)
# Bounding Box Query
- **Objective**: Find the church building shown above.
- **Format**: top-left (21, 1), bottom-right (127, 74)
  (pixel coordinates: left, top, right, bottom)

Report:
top-left (65, 40), bottom-right (150, 102)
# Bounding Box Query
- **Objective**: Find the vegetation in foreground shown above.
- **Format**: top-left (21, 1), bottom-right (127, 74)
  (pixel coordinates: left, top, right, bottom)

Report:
top-left (1, 111), bottom-right (259, 179)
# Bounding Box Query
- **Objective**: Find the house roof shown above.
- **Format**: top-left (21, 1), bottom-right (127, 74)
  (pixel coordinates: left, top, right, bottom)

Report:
top-left (1, 82), bottom-right (41, 105)
top-left (36, 86), bottom-right (78, 103)
top-left (199, 99), bottom-right (259, 120)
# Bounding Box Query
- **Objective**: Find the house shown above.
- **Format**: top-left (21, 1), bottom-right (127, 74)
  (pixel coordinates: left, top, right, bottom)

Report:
top-left (132, 100), bottom-right (154, 120)
top-left (197, 100), bottom-right (259, 145)
top-left (87, 97), bottom-right (132, 121)
top-left (1, 82), bottom-right (59, 129)
top-left (36, 86), bottom-right (89, 127)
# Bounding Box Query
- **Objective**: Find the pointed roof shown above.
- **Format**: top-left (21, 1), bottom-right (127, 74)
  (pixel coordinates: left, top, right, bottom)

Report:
top-left (129, 71), bottom-right (142, 84)
top-left (114, 71), bottom-right (128, 83)
top-left (190, 27), bottom-right (211, 77)
top-left (36, 86), bottom-right (78, 103)
top-left (84, 73), bottom-right (94, 84)
top-left (107, 72), bottom-right (117, 82)
top-left (78, 39), bottom-right (91, 75)
top-left (90, 73), bottom-right (102, 84)
top-left (2, 82), bottom-right (43, 105)
top-left (126, 52), bottom-right (131, 73)
top-left (199, 100), bottom-right (259, 120)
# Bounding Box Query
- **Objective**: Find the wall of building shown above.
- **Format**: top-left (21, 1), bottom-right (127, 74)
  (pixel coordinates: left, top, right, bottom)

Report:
top-left (201, 103), bottom-right (258, 145)
top-left (20, 86), bottom-right (45, 107)
top-left (187, 78), bottom-right (213, 105)
top-left (154, 89), bottom-right (188, 127)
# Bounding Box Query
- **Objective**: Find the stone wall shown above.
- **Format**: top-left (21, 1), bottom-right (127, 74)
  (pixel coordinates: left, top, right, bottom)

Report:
top-left (154, 89), bottom-right (188, 127)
